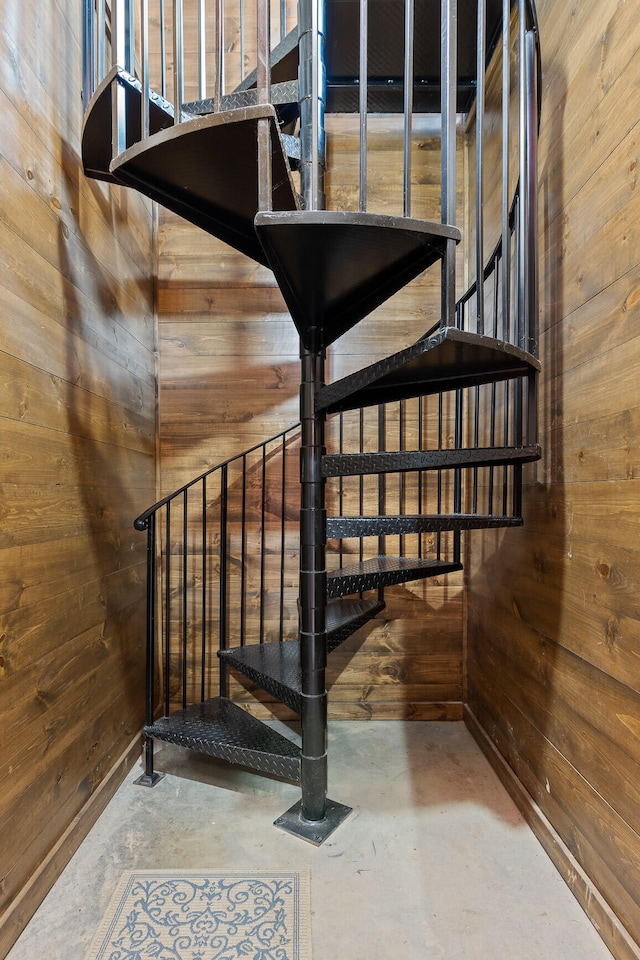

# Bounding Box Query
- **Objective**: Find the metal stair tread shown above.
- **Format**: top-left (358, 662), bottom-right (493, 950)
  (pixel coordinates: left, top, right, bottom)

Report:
top-left (82, 66), bottom-right (174, 183)
top-left (327, 555), bottom-right (462, 597)
top-left (110, 106), bottom-right (298, 266)
top-left (322, 444), bottom-right (541, 477)
top-left (145, 697), bottom-right (301, 781)
top-left (254, 210), bottom-right (460, 351)
top-left (327, 514), bottom-right (523, 538)
top-left (316, 327), bottom-right (541, 414)
top-left (218, 598), bottom-right (385, 713)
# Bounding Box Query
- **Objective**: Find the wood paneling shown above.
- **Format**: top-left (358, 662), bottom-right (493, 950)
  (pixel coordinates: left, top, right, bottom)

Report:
top-left (156, 114), bottom-right (466, 718)
top-left (466, 1), bottom-right (640, 956)
top-left (0, 1), bottom-right (156, 953)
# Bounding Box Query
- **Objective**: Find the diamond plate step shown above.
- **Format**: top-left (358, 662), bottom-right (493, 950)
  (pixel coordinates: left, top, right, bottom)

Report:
top-left (327, 556), bottom-right (462, 598)
top-left (145, 697), bottom-right (301, 781)
top-left (82, 66), bottom-right (174, 183)
top-left (316, 327), bottom-right (540, 414)
top-left (322, 444), bottom-right (541, 477)
top-left (327, 514), bottom-right (523, 538)
top-left (219, 598), bottom-right (385, 713)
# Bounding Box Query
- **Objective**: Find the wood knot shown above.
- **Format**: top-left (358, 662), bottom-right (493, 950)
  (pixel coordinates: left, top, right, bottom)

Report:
top-left (597, 562), bottom-right (611, 580)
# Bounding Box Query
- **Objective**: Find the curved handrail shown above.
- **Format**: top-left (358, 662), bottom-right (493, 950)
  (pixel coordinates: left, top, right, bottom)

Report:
top-left (134, 422), bottom-right (301, 530)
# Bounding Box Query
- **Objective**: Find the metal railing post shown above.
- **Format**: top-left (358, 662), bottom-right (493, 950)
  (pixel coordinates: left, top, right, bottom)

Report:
top-left (134, 514), bottom-right (164, 786)
top-left (441, 0), bottom-right (457, 328)
top-left (299, 0), bottom-right (326, 210)
top-left (83, 0), bottom-right (96, 108)
top-left (173, 0), bottom-right (184, 122)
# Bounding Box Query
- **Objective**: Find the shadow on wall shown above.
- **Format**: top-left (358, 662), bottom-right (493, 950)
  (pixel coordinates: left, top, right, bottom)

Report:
top-left (56, 142), bottom-right (156, 721)
top-left (461, 68), bottom-right (568, 808)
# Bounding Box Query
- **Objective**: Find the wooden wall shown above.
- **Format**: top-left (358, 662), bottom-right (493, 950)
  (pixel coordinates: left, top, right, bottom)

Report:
top-left (156, 113), bottom-right (466, 719)
top-left (465, 2), bottom-right (640, 958)
top-left (0, 2), bottom-right (156, 954)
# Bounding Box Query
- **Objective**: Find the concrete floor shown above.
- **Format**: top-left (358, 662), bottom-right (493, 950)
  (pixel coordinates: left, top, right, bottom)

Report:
top-left (8, 721), bottom-right (614, 960)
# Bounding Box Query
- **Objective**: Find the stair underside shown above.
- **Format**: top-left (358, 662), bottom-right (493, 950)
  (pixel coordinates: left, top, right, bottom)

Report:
top-left (255, 211), bottom-right (460, 351)
top-left (322, 444), bottom-right (542, 477)
top-left (325, 0), bottom-right (504, 114)
top-left (327, 514), bottom-right (522, 538)
top-left (327, 555), bottom-right (462, 598)
top-left (145, 697), bottom-right (301, 781)
top-left (110, 106), bottom-right (298, 265)
top-left (82, 66), bottom-right (174, 182)
top-left (317, 327), bottom-right (541, 414)
top-left (219, 598), bottom-right (384, 714)
top-left (221, 1), bottom-right (504, 115)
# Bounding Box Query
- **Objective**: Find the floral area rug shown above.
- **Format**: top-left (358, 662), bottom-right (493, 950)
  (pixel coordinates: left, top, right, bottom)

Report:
top-left (84, 871), bottom-right (311, 960)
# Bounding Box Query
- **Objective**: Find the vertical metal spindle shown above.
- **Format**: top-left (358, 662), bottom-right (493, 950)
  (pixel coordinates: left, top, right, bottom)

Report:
top-left (403, 0), bottom-right (415, 218)
top-left (453, 388), bottom-right (463, 565)
top-left (219, 465), bottom-right (229, 694)
top-left (502, 379), bottom-right (510, 514)
top-left (472, 387), bottom-right (480, 513)
top-left (359, 408), bottom-right (364, 564)
top-left (240, 455), bottom-right (247, 644)
top-left (417, 396), bottom-right (423, 558)
top-left (279, 436), bottom-right (287, 642)
top-left (173, 0), bottom-right (184, 122)
top-left (359, 0), bottom-right (368, 211)
top-left (501, 0), bottom-right (511, 343)
top-left (259, 445), bottom-right (267, 643)
top-left (83, 0), bottom-right (96, 107)
top-left (140, 0), bottom-right (150, 139)
top-left (518, 0), bottom-right (527, 349)
top-left (257, 0), bottom-right (272, 211)
top-left (339, 413), bottom-right (344, 567)
top-left (142, 514), bottom-right (157, 781)
top-left (160, 0), bottom-right (167, 99)
top-left (377, 405), bottom-right (385, 600)
top-left (198, 0), bottom-right (207, 101)
top-left (111, 0), bottom-right (128, 156)
top-left (182, 490), bottom-right (188, 709)
top-left (240, 0), bottom-right (246, 81)
top-left (299, 0), bottom-right (326, 210)
top-left (441, 0), bottom-right (457, 328)
top-left (201, 477), bottom-right (208, 701)
top-left (475, 0), bottom-right (486, 334)
top-left (525, 26), bottom-right (539, 356)
top-left (281, 0), bottom-right (287, 41)
top-left (437, 392), bottom-right (443, 555)
top-left (126, 0), bottom-right (135, 73)
top-left (97, 0), bottom-right (106, 77)
top-left (398, 401), bottom-right (405, 556)
top-left (165, 502), bottom-right (172, 714)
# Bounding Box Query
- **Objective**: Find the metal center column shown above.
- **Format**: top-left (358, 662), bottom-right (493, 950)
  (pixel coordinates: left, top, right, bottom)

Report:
top-left (275, 0), bottom-right (351, 844)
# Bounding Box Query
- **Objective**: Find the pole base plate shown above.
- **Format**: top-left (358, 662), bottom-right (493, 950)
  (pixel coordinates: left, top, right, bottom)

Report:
top-left (134, 771), bottom-right (165, 788)
top-left (274, 798), bottom-right (352, 845)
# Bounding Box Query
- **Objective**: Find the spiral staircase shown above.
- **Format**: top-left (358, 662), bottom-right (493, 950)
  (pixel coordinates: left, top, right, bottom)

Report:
top-left (82, 0), bottom-right (541, 842)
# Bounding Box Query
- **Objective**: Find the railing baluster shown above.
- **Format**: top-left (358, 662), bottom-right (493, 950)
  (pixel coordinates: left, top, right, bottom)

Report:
top-left (257, 0), bottom-right (272, 210)
top-left (240, 454), bottom-right (247, 643)
top-left (399, 400), bottom-right (405, 556)
top-left (441, 0), bottom-right (457, 328)
top-left (140, 0), bottom-right (149, 139)
top-left (83, 0), bottom-right (96, 106)
top-left (198, 0), bottom-right (207, 101)
top-left (281, 0), bottom-right (287, 41)
top-left (216, 0), bottom-right (224, 101)
top-left (165, 501), bottom-right (172, 714)
top-left (501, 0), bottom-right (511, 344)
top-left (280, 436), bottom-right (286, 642)
top-left (160, 0), bottom-right (167, 99)
top-left (142, 514), bottom-right (157, 779)
top-left (260, 444), bottom-right (267, 643)
top-left (240, 0), bottom-right (245, 81)
top-left (475, 0), bottom-right (486, 334)
top-left (403, 0), bottom-right (414, 218)
top-left (201, 476), bottom-right (207, 701)
top-left (97, 0), bottom-right (106, 76)
top-left (417, 395), bottom-right (423, 558)
top-left (173, 0), bottom-right (184, 122)
top-left (359, 0), bottom-right (368, 212)
top-left (377, 405), bottom-right (385, 600)
top-left (182, 490), bottom-right (188, 709)
top-left (219, 465), bottom-right (229, 694)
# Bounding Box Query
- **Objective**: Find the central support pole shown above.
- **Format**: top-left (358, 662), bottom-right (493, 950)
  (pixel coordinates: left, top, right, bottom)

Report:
top-left (275, 0), bottom-right (350, 844)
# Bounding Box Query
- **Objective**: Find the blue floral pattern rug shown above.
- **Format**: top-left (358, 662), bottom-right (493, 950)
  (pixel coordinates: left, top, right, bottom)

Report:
top-left (84, 871), bottom-right (311, 960)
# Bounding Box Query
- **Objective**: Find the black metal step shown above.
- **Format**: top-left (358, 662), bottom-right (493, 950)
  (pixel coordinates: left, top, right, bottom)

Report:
top-left (327, 514), bottom-right (522, 539)
top-left (110, 106), bottom-right (298, 265)
top-left (219, 598), bottom-right (384, 713)
top-left (145, 697), bottom-right (301, 781)
top-left (322, 444), bottom-right (542, 477)
top-left (182, 81), bottom-right (300, 130)
top-left (316, 327), bottom-right (541, 414)
top-left (254, 211), bottom-right (460, 351)
top-left (327, 556), bottom-right (462, 598)
top-left (82, 66), bottom-right (174, 183)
